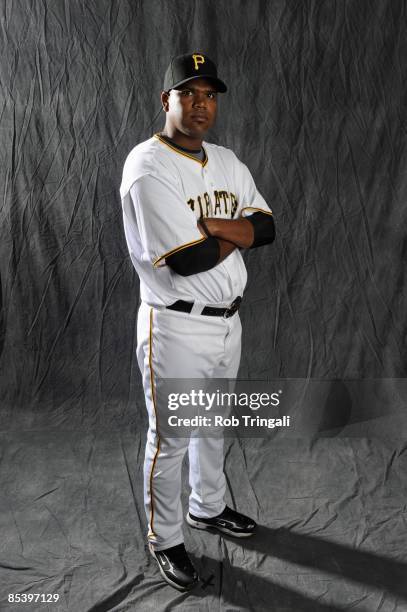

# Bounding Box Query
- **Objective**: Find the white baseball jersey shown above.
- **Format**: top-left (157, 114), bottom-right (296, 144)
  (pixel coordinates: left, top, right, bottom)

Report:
top-left (120, 134), bottom-right (272, 551)
top-left (120, 134), bottom-right (272, 307)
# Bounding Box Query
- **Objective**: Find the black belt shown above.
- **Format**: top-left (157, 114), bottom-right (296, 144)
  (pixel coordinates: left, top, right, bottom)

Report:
top-left (167, 296), bottom-right (242, 318)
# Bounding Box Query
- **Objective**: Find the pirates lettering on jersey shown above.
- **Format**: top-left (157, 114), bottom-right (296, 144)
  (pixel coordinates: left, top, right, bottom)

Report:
top-left (187, 193), bottom-right (212, 217)
top-left (187, 190), bottom-right (239, 218)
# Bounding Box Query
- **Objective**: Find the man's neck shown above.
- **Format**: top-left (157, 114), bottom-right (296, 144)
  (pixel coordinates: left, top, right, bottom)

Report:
top-left (161, 128), bottom-right (203, 151)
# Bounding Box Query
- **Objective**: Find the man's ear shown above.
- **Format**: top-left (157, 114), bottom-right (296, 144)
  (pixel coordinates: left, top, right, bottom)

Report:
top-left (161, 90), bottom-right (170, 112)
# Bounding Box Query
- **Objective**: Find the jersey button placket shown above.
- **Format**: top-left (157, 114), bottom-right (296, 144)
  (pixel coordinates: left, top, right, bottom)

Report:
top-left (201, 168), bottom-right (214, 215)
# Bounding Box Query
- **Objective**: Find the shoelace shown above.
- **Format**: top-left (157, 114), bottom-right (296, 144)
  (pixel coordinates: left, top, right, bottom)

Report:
top-left (169, 545), bottom-right (195, 571)
top-left (212, 508), bottom-right (253, 528)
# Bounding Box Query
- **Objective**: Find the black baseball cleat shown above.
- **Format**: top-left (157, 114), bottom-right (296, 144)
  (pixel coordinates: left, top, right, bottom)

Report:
top-left (149, 542), bottom-right (199, 591)
top-left (186, 505), bottom-right (257, 537)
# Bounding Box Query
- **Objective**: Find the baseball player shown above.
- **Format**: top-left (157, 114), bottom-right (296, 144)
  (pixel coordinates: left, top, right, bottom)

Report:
top-left (120, 53), bottom-right (275, 591)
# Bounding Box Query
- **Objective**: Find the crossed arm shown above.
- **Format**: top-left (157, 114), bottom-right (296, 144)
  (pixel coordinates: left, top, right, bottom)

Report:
top-left (166, 213), bottom-right (275, 276)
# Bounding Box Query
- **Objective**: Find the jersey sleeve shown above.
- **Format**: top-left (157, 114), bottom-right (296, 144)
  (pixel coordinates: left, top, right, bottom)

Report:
top-left (235, 159), bottom-right (273, 218)
top-left (122, 173), bottom-right (205, 268)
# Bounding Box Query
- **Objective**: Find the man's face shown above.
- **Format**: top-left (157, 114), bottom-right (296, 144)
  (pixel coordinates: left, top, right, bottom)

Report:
top-left (162, 77), bottom-right (218, 139)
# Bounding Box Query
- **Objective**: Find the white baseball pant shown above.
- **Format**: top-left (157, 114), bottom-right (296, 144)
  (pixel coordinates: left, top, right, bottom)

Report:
top-left (136, 301), bottom-right (242, 551)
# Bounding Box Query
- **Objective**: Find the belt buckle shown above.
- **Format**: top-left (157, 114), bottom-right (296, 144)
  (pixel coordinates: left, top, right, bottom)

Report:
top-left (223, 296), bottom-right (242, 318)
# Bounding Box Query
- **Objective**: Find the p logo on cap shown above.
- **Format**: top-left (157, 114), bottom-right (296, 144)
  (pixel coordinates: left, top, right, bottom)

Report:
top-left (192, 54), bottom-right (205, 70)
top-left (163, 53), bottom-right (227, 93)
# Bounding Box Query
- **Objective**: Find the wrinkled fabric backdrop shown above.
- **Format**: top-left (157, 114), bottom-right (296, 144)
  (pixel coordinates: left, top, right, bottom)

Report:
top-left (1, 1), bottom-right (407, 611)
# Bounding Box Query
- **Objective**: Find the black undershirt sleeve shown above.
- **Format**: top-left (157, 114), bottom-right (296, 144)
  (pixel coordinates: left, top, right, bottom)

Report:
top-left (246, 212), bottom-right (276, 248)
top-left (165, 236), bottom-right (220, 276)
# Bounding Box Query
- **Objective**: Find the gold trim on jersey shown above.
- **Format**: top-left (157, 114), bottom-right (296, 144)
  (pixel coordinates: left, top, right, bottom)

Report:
top-left (154, 134), bottom-right (208, 167)
top-left (147, 307), bottom-right (160, 539)
top-left (241, 206), bottom-right (273, 216)
top-left (153, 236), bottom-right (206, 268)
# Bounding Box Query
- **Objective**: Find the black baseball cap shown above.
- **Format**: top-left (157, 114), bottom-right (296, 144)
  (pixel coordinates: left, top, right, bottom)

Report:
top-left (163, 53), bottom-right (227, 93)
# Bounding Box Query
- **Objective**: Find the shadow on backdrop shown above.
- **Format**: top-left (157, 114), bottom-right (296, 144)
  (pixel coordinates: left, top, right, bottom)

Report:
top-left (213, 525), bottom-right (407, 601)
